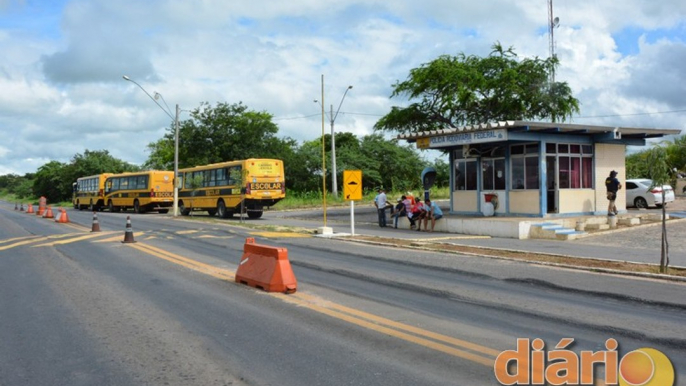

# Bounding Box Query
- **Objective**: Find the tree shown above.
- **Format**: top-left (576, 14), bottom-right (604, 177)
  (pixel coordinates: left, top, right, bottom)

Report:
top-left (374, 43), bottom-right (580, 135)
top-left (646, 147), bottom-right (673, 273)
top-left (144, 102), bottom-right (297, 170)
top-left (32, 161), bottom-right (69, 203)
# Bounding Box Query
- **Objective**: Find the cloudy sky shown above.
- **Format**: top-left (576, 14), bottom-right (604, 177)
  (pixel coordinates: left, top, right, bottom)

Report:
top-left (1, 0), bottom-right (685, 175)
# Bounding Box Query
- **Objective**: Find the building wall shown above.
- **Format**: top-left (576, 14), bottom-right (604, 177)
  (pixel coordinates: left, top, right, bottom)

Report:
top-left (558, 189), bottom-right (596, 213)
top-left (452, 191), bottom-right (478, 212)
top-left (509, 191), bottom-right (540, 214)
top-left (594, 143), bottom-right (626, 213)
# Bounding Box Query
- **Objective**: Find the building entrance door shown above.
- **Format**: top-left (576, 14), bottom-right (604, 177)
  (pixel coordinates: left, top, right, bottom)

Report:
top-left (546, 156), bottom-right (557, 213)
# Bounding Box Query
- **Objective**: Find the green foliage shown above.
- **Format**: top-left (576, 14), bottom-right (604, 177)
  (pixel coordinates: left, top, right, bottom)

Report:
top-left (145, 101), bottom-right (297, 169)
top-left (28, 150), bottom-right (139, 203)
top-left (0, 174), bottom-right (33, 198)
top-left (626, 135), bottom-right (686, 183)
top-left (375, 42), bottom-right (580, 135)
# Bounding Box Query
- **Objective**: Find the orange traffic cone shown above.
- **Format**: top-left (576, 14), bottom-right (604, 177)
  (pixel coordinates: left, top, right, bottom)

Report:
top-left (26, 204), bottom-right (34, 214)
top-left (122, 216), bottom-right (136, 243)
top-left (37, 206), bottom-right (44, 216)
top-left (56, 208), bottom-right (69, 223)
top-left (44, 206), bottom-right (54, 219)
top-left (91, 212), bottom-right (101, 232)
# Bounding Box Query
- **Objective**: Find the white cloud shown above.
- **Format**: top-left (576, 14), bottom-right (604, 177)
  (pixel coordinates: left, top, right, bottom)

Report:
top-left (0, 0), bottom-right (684, 175)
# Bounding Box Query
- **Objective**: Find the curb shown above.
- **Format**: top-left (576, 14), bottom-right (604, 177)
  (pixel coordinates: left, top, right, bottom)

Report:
top-left (341, 236), bottom-right (686, 283)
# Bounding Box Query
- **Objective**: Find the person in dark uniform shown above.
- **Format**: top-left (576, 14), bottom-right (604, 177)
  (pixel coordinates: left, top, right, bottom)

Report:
top-left (605, 170), bottom-right (622, 216)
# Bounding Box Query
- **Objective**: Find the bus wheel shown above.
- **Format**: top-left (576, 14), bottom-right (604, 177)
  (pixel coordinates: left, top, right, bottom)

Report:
top-left (179, 201), bottom-right (191, 216)
top-left (217, 200), bottom-right (230, 219)
top-left (247, 210), bottom-right (263, 219)
top-left (108, 200), bottom-right (119, 212)
top-left (134, 200), bottom-right (143, 214)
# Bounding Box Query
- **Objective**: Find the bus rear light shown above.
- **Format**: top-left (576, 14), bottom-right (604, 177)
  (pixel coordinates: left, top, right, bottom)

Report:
top-left (245, 183), bottom-right (251, 195)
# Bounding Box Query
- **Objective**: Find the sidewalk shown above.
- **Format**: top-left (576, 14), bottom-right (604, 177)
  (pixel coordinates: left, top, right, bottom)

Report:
top-left (265, 204), bottom-right (686, 269)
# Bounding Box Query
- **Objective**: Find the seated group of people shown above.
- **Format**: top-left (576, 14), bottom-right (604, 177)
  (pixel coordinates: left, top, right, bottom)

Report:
top-left (390, 194), bottom-right (443, 232)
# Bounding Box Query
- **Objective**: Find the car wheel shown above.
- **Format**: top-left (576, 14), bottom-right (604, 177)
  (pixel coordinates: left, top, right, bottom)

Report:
top-left (634, 197), bottom-right (648, 209)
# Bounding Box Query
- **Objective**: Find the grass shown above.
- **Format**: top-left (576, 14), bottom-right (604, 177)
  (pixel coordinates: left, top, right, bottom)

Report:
top-left (278, 187), bottom-right (451, 210)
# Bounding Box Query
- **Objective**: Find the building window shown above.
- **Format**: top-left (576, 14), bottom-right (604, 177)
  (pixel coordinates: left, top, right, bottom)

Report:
top-left (454, 159), bottom-right (477, 191)
top-left (511, 144), bottom-right (539, 190)
top-left (548, 143), bottom-right (593, 189)
top-left (482, 159), bottom-right (506, 190)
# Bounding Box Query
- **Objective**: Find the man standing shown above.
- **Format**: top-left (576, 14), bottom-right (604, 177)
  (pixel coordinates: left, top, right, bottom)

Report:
top-left (605, 170), bottom-right (622, 216)
top-left (374, 188), bottom-right (388, 227)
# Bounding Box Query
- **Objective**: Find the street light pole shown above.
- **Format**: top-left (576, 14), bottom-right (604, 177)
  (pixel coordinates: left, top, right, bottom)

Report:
top-left (330, 85), bottom-right (352, 197)
top-left (174, 104), bottom-right (179, 217)
top-left (122, 75), bottom-right (180, 217)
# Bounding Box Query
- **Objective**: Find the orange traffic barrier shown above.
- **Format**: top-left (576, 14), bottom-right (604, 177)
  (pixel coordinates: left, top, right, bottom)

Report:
top-left (43, 206), bottom-right (54, 219)
top-left (122, 216), bottom-right (136, 243)
top-left (56, 208), bottom-right (69, 223)
top-left (91, 212), bottom-right (101, 232)
top-left (235, 238), bottom-right (297, 293)
top-left (26, 204), bottom-right (34, 214)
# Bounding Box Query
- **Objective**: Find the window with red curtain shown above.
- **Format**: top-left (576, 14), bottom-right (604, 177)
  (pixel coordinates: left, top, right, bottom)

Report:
top-left (582, 157), bottom-right (593, 188)
top-left (570, 157), bottom-right (581, 188)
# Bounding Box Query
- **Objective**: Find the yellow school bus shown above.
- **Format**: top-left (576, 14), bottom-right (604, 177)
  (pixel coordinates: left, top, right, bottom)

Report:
top-left (72, 173), bottom-right (111, 211)
top-left (178, 159), bottom-right (285, 218)
top-left (104, 171), bottom-right (174, 213)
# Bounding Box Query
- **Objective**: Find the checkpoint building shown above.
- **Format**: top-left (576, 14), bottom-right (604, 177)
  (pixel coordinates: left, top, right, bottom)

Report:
top-left (398, 121), bottom-right (681, 218)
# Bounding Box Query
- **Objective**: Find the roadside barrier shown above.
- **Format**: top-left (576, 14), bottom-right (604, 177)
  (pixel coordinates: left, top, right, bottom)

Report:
top-left (26, 204), bottom-right (34, 214)
top-left (235, 237), bottom-right (297, 294)
top-left (43, 207), bottom-right (54, 219)
top-left (55, 208), bottom-right (69, 224)
top-left (91, 212), bottom-right (101, 232)
top-left (122, 216), bottom-right (136, 243)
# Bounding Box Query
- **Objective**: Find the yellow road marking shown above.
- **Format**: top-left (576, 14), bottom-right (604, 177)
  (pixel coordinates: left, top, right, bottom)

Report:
top-left (32, 232), bottom-right (118, 247)
top-left (197, 234), bottom-right (234, 239)
top-left (0, 235), bottom-right (41, 245)
top-left (127, 241), bottom-right (498, 368)
top-left (293, 292), bottom-right (501, 357)
top-left (127, 242), bottom-right (235, 281)
top-left (280, 294), bottom-right (494, 366)
top-left (92, 232), bottom-right (145, 243)
top-left (0, 237), bottom-right (45, 251)
top-left (0, 233), bottom-right (77, 251)
top-left (250, 231), bottom-right (311, 238)
top-left (62, 222), bottom-right (91, 232)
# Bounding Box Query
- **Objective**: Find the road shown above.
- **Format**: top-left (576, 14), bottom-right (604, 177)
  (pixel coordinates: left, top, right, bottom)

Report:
top-left (1, 203), bottom-right (685, 385)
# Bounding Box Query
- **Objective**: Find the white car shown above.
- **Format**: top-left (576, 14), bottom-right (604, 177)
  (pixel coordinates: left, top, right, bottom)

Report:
top-left (625, 179), bottom-right (675, 208)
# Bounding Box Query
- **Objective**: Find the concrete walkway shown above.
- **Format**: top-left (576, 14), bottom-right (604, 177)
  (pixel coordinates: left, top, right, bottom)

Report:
top-left (265, 202), bottom-right (686, 269)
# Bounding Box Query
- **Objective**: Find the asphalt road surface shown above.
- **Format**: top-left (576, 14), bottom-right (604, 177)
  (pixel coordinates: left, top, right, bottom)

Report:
top-left (1, 203), bottom-right (685, 385)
